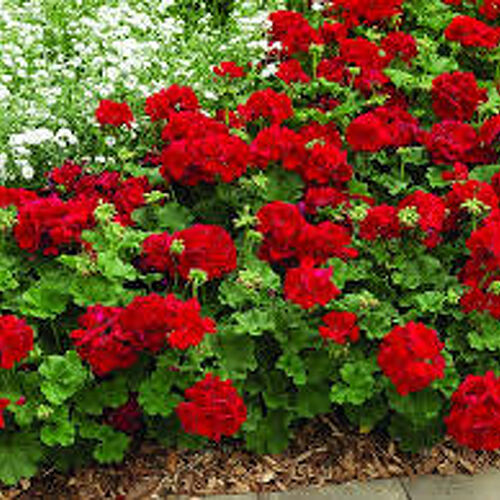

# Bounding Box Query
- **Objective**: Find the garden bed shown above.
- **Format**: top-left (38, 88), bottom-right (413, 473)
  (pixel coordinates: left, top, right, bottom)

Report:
top-left (3, 414), bottom-right (500, 499)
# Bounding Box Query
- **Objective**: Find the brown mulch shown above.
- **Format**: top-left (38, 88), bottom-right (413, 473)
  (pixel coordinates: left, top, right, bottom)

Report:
top-left (2, 414), bottom-right (500, 499)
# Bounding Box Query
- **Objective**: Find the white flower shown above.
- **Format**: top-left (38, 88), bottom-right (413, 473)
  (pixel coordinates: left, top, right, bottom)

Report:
top-left (261, 63), bottom-right (278, 78)
top-left (105, 136), bottom-right (116, 147)
top-left (21, 163), bottom-right (34, 180)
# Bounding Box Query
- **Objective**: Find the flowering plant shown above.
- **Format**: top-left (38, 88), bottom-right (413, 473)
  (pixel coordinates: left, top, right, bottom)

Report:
top-left (1, 0), bottom-right (500, 486)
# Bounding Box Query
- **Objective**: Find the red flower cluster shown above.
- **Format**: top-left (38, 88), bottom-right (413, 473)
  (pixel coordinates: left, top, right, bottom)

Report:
top-left (237, 88), bottom-right (293, 126)
top-left (445, 371), bottom-right (500, 450)
top-left (213, 61), bottom-right (246, 79)
top-left (377, 322), bottom-right (446, 396)
top-left (397, 190), bottom-right (446, 248)
top-left (284, 260), bottom-right (340, 309)
top-left (145, 84), bottom-right (199, 121)
top-left (328, 0), bottom-right (404, 26)
top-left (105, 394), bottom-right (143, 434)
top-left (256, 201), bottom-right (357, 265)
top-left (0, 186), bottom-right (38, 209)
top-left (459, 218), bottom-right (500, 318)
top-left (268, 10), bottom-right (322, 55)
top-left (0, 315), bottom-right (34, 369)
top-left (251, 122), bottom-right (352, 187)
top-left (381, 32), bottom-right (418, 64)
top-left (13, 195), bottom-right (96, 256)
top-left (445, 15), bottom-right (500, 50)
top-left (423, 121), bottom-right (492, 165)
top-left (71, 294), bottom-right (216, 376)
top-left (276, 59), bottom-right (311, 84)
top-left (432, 72), bottom-right (487, 122)
top-left (159, 109), bottom-right (250, 186)
top-left (47, 162), bottom-right (151, 226)
top-left (95, 99), bottom-right (134, 127)
top-left (140, 224), bottom-right (237, 281)
top-left (175, 373), bottom-right (247, 442)
top-left (319, 311), bottom-right (360, 344)
top-left (442, 0), bottom-right (500, 20)
top-left (359, 204), bottom-right (401, 241)
top-left (346, 106), bottom-right (419, 152)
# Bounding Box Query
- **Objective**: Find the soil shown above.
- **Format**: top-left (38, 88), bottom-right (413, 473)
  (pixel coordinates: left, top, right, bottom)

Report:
top-left (2, 413), bottom-right (500, 499)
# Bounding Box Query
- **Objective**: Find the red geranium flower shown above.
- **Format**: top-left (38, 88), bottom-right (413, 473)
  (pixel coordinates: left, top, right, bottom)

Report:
top-left (176, 373), bottom-right (247, 442)
top-left (377, 322), bottom-right (446, 396)
top-left (445, 371), bottom-right (500, 450)
top-left (284, 260), bottom-right (340, 309)
top-left (0, 315), bottom-right (34, 370)
top-left (319, 311), bottom-right (360, 344)
top-left (95, 99), bottom-right (134, 127)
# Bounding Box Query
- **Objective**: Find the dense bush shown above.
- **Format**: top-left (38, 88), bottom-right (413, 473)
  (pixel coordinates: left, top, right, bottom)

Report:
top-left (1, 0), bottom-right (500, 487)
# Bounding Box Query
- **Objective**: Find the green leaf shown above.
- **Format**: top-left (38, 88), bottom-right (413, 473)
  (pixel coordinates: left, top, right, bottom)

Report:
top-left (331, 359), bottom-right (378, 405)
top-left (387, 387), bottom-right (443, 424)
top-left (138, 368), bottom-right (181, 417)
top-left (263, 167), bottom-right (304, 203)
top-left (389, 414), bottom-right (443, 453)
top-left (263, 370), bottom-right (293, 410)
top-left (217, 333), bottom-right (257, 380)
top-left (39, 351), bottom-right (89, 405)
top-left (76, 377), bottom-right (129, 415)
top-left (132, 202), bottom-right (194, 232)
top-left (0, 432), bottom-right (42, 486)
top-left (245, 409), bottom-right (293, 454)
top-left (20, 280), bottom-right (70, 319)
top-left (69, 274), bottom-right (134, 307)
top-left (344, 396), bottom-right (388, 433)
top-left (294, 383), bottom-right (331, 418)
top-left (97, 250), bottom-right (138, 280)
top-left (358, 301), bottom-right (399, 339)
top-left (93, 426), bottom-right (130, 464)
top-left (468, 312), bottom-right (500, 351)
top-left (232, 308), bottom-right (276, 336)
top-left (41, 406), bottom-right (76, 447)
top-left (469, 164), bottom-right (500, 183)
top-left (276, 350), bottom-right (307, 386)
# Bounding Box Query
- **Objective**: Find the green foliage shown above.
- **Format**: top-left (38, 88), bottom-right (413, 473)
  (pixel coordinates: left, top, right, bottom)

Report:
top-left (0, 432), bottom-right (42, 485)
top-left (39, 351), bottom-right (89, 405)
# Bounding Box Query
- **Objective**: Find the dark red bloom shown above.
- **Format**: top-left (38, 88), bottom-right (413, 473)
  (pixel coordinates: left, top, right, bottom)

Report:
top-left (276, 59), bottom-right (311, 84)
top-left (106, 394), bottom-right (143, 434)
top-left (319, 311), bottom-right (360, 344)
top-left (397, 190), bottom-right (446, 248)
top-left (250, 125), bottom-right (306, 171)
top-left (479, 114), bottom-right (500, 147)
top-left (213, 61), bottom-right (246, 79)
top-left (176, 373), bottom-right (247, 442)
top-left (445, 16), bottom-right (500, 50)
top-left (164, 294), bottom-right (216, 350)
top-left (328, 0), bottom-right (404, 26)
top-left (346, 112), bottom-right (391, 152)
top-left (70, 305), bottom-right (138, 376)
top-left (284, 261), bottom-right (340, 309)
top-left (256, 201), bottom-right (305, 263)
top-left (145, 85), bottom-right (199, 122)
top-left (424, 121), bottom-right (486, 165)
top-left (95, 99), bottom-right (134, 127)
top-left (47, 161), bottom-right (83, 192)
top-left (168, 225), bottom-right (238, 281)
top-left (359, 205), bottom-right (401, 240)
top-left (118, 294), bottom-right (173, 353)
top-left (268, 10), bottom-right (322, 56)
top-left (0, 186), bottom-right (38, 209)
top-left (432, 72), bottom-right (487, 122)
top-left (445, 371), bottom-right (500, 450)
top-left (301, 142), bottom-right (352, 186)
top-left (237, 88), bottom-right (293, 126)
top-left (377, 322), bottom-right (446, 396)
top-left (0, 315), bottom-right (34, 370)
top-left (13, 195), bottom-right (96, 256)
top-left (381, 32), bottom-right (418, 64)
